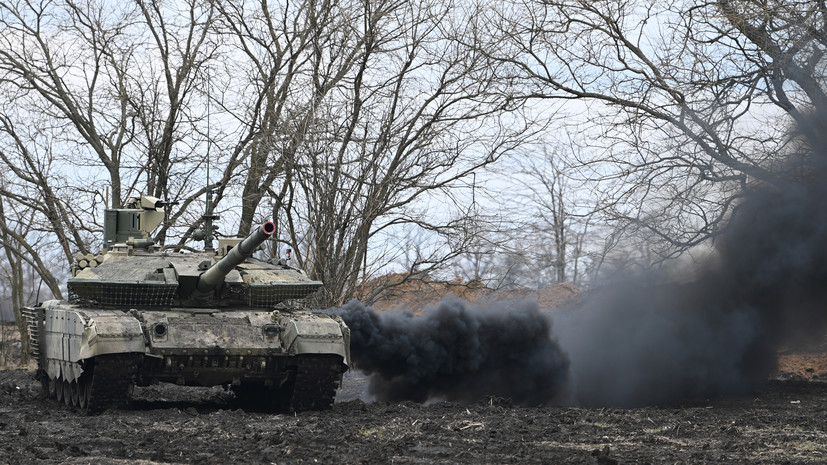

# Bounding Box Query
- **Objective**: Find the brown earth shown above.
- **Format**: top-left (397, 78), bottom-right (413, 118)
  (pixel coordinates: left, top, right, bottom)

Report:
top-left (0, 363), bottom-right (826, 464)
top-left (778, 350), bottom-right (827, 382)
top-left (358, 276), bottom-right (582, 312)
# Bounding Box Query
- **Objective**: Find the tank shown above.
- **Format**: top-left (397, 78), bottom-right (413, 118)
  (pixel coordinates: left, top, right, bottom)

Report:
top-left (23, 192), bottom-right (350, 413)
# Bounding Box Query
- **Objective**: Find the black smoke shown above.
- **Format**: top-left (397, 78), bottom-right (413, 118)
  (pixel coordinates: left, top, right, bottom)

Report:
top-left (338, 114), bottom-right (827, 407)
top-left (555, 113), bottom-right (827, 406)
top-left (338, 297), bottom-right (569, 405)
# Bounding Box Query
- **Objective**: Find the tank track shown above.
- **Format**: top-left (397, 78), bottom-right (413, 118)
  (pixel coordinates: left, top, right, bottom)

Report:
top-left (85, 354), bottom-right (139, 413)
top-left (40, 354), bottom-right (139, 414)
top-left (287, 355), bottom-right (343, 412)
top-left (42, 353), bottom-right (343, 413)
top-left (230, 355), bottom-right (344, 413)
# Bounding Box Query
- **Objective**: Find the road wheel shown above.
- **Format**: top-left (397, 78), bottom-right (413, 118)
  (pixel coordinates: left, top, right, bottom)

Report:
top-left (63, 379), bottom-right (72, 406)
top-left (55, 377), bottom-right (64, 403)
top-left (77, 376), bottom-right (89, 409)
top-left (70, 380), bottom-right (79, 407)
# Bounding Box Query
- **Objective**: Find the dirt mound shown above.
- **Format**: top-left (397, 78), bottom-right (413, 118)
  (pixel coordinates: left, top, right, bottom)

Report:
top-left (358, 274), bottom-right (580, 312)
top-left (776, 337), bottom-right (827, 382)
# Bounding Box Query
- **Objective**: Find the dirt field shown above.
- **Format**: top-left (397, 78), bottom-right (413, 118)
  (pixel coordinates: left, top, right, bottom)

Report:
top-left (0, 364), bottom-right (825, 464)
top-left (2, 321), bottom-right (827, 464)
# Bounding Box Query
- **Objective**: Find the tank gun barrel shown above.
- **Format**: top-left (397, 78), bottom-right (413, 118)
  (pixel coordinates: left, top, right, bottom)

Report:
top-left (196, 222), bottom-right (276, 293)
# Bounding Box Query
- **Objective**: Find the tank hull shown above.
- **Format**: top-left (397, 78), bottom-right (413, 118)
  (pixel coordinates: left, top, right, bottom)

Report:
top-left (26, 300), bottom-right (350, 412)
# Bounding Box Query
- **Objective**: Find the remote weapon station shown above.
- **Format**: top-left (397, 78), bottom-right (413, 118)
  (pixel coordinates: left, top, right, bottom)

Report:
top-left (24, 187), bottom-right (350, 412)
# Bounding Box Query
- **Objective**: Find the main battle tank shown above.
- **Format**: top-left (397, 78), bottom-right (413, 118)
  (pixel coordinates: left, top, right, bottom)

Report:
top-left (24, 193), bottom-right (350, 413)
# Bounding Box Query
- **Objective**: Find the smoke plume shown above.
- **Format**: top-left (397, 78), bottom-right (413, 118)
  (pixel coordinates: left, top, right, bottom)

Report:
top-left (555, 114), bottom-right (827, 406)
top-left (338, 115), bottom-right (827, 407)
top-left (338, 298), bottom-right (569, 405)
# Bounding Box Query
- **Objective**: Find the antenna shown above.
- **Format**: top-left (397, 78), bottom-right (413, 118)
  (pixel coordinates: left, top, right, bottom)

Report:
top-left (195, 71), bottom-right (219, 252)
top-left (206, 72), bottom-right (211, 189)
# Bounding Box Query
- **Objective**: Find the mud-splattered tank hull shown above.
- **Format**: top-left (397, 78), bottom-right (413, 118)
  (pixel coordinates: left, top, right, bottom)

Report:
top-left (25, 207), bottom-right (350, 413)
top-left (26, 303), bottom-right (349, 412)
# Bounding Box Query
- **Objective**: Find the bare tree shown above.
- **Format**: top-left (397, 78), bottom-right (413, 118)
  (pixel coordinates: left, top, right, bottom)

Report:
top-left (209, 0), bottom-right (357, 237)
top-left (0, 1), bottom-right (224, 367)
top-left (520, 147), bottom-right (576, 283)
top-left (485, 0), bottom-right (827, 256)
top-left (0, 0), bottom-right (217, 238)
top-left (0, 194), bottom-right (52, 364)
top-left (217, 0), bottom-right (535, 306)
top-left (449, 145), bottom-right (599, 290)
top-left (0, 0), bottom-right (578, 314)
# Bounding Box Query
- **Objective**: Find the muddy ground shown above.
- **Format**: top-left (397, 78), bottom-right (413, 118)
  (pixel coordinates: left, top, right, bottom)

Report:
top-left (0, 365), bottom-right (825, 465)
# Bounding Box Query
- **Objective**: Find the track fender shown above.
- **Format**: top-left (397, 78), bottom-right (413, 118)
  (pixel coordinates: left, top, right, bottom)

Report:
top-left (78, 315), bottom-right (146, 360)
top-left (280, 314), bottom-right (349, 365)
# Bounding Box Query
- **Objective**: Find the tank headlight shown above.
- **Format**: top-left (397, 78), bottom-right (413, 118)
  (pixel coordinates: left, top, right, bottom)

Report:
top-left (153, 323), bottom-right (168, 337)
